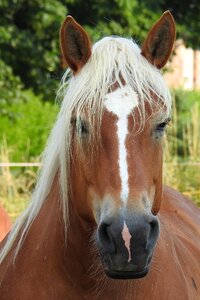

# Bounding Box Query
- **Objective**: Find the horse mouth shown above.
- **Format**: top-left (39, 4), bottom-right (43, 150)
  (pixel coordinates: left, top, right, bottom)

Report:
top-left (100, 252), bottom-right (151, 280)
top-left (104, 266), bottom-right (149, 279)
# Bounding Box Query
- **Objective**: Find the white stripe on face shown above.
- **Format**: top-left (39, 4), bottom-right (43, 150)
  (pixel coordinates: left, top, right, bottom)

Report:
top-left (122, 221), bottom-right (132, 262)
top-left (104, 85), bottom-right (138, 205)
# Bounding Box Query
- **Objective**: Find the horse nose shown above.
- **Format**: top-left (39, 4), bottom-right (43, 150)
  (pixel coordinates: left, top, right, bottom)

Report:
top-left (97, 213), bottom-right (159, 274)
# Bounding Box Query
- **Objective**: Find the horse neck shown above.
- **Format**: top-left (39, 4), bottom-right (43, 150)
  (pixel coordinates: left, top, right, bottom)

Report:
top-left (12, 174), bottom-right (96, 286)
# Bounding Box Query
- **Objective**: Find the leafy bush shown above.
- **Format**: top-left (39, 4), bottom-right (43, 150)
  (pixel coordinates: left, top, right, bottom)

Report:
top-left (0, 59), bottom-right (25, 116)
top-left (0, 0), bottom-right (67, 100)
top-left (0, 90), bottom-right (59, 162)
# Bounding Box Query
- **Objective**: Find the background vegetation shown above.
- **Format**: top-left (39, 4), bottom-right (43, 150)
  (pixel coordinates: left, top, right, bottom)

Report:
top-left (0, 0), bottom-right (200, 220)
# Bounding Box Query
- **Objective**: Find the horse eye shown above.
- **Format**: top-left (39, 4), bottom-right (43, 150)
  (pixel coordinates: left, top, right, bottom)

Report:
top-left (78, 120), bottom-right (88, 135)
top-left (156, 122), bottom-right (167, 131)
top-left (71, 118), bottom-right (89, 135)
top-left (156, 118), bottom-right (171, 132)
top-left (154, 119), bottom-right (170, 138)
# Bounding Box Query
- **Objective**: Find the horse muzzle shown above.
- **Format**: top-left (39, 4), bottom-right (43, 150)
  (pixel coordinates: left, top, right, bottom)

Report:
top-left (96, 211), bottom-right (159, 279)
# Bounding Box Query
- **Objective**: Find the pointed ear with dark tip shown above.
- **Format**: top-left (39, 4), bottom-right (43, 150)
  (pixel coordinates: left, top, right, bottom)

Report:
top-left (60, 16), bottom-right (92, 73)
top-left (141, 11), bottom-right (176, 69)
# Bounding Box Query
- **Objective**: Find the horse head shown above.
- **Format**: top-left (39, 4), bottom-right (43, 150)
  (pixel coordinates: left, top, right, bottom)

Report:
top-left (60, 12), bottom-right (175, 279)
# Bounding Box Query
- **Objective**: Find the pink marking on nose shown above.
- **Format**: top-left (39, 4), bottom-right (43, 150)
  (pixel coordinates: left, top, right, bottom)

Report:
top-left (122, 221), bottom-right (132, 263)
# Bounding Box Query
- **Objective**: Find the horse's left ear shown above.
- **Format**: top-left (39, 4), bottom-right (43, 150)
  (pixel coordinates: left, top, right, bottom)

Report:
top-left (60, 16), bottom-right (92, 73)
top-left (141, 11), bottom-right (176, 69)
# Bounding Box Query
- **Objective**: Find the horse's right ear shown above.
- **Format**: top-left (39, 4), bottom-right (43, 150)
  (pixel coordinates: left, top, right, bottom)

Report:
top-left (60, 16), bottom-right (92, 73)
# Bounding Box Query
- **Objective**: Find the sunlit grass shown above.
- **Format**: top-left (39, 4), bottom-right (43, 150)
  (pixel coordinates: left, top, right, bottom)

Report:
top-left (163, 97), bottom-right (200, 205)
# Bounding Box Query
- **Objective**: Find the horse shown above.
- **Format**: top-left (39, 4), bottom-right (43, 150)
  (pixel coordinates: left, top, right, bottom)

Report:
top-left (0, 204), bottom-right (11, 242)
top-left (0, 11), bottom-right (200, 300)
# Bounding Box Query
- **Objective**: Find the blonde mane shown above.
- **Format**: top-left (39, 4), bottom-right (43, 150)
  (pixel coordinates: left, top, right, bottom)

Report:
top-left (0, 36), bottom-right (171, 263)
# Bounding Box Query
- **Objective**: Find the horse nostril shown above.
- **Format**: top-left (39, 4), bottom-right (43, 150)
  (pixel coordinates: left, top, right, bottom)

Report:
top-left (148, 217), bottom-right (159, 243)
top-left (150, 219), bottom-right (157, 230)
top-left (98, 222), bottom-right (115, 254)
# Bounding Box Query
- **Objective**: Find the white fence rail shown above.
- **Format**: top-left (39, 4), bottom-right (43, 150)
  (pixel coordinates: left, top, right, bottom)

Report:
top-left (0, 163), bottom-right (42, 167)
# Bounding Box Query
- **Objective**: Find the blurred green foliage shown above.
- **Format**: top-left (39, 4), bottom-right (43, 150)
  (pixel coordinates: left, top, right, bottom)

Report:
top-left (0, 90), bottom-right (58, 161)
top-left (171, 90), bottom-right (200, 159)
top-left (67, 0), bottom-right (159, 42)
top-left (0, 59), bottom-right (25, 116)
top-left (0, 0), bottom-right (67, 101)
top-left (173, 89), bottom-right (200, 126)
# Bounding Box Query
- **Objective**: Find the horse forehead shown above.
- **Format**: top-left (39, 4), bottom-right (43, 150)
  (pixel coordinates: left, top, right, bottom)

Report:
top-left (104, 85), bottom-right (139, 117)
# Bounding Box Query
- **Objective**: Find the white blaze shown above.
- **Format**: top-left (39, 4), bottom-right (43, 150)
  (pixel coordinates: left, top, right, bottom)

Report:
top-left (104, 85), bottom-right (138, 205)
top-left (122, 221), bottom-right (132, 262)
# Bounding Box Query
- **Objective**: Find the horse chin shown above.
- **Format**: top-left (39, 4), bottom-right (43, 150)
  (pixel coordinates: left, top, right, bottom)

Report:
top-left (100, 253), bottom-right (151, 280)
top-left (104, 266), bottom-right (149, 280)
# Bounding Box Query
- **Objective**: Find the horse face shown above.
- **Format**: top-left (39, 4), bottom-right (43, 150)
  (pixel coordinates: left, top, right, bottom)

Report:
top-left (71, 84), bottom-right (168, 279)
top-left (64, 12), bottom-right (175, 280)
